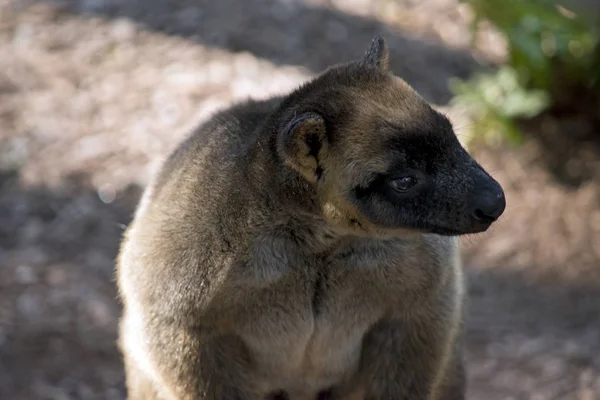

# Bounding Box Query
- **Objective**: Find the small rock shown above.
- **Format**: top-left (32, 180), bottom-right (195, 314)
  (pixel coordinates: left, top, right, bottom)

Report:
top-left (12, 23), bottom-right (35, 48)
top-left (157, 102), bottom-right (182, 127)
top-left (76, 383), bottom-right (95, 399)
top-left (468, 358), bottom-right (498, 379)
top-left (233, 52), bottom-right (261, 79)
top-left (206, 60), bottom-right (233, 84)
top-left (326, 20), bottom-right (348, 42)
top-left (46, 265), bottom-right (69, 286)
top-left (110, 18), bottom-right (136, 41)
top-left (529, 395), bottom-right (546, 400)
top-left (15, 264), bottom-right (38, 285)
top-left (98, 74), bottom-right (127, 103)
top-left (564, 339), bottom-right (587, 358)
top-left (98, 184), bottom-right (116, 204)
top-left (331, 0), bottom-right (373, 17)
top-left (579, 388), bottom-right (595, 400)
top-left (175, 6), bottom-right (203, 28)
top-left (16, 292), bottom-right (42, 319)
top-left (540, 358), bottom-right (566, 379)
top-left (486, 342), bottom-right (505, 358)
top-left (105, 388), bottom-right (123, 399)
top-left (101, 369), bottom-right (124, 386)
top-left (83, 298), bottom-right (115, 328)
top-left (69, 92), bottom-right (95, 117)
top-left (73, 134), bottom-right (109, 163)
top-left (516, 337), bottom-right (548, 357)
top-left (165, 64), bottom-right (206, 88)
top-left (11, 247), bottom-right (49, 266)
top-left (85, 249), bottom-right (112, 272)
top-left (79, 0), bottom-right (113, 12)
top-left (0, 138), bottom-right (29, 170)
top-left (49, 337), bottom-right (68, 353)
top-left (19, 218), bottom-right (45, 243)
top-left (594, 374), bottom-right (600, 393)
top-left (491, 369), bottom-right (526, 389)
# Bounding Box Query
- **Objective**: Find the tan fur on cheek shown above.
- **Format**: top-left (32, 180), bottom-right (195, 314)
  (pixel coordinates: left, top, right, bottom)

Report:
top-left (322, 202), bottom-right (341, 222)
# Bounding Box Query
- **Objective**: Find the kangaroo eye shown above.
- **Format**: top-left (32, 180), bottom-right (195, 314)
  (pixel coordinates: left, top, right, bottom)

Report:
top-left (390, 176), bottom-right (417, 192)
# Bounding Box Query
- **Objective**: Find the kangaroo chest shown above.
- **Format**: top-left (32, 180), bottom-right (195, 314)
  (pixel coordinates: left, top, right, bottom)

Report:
top-left (232, 263), bottom-right (385, 396)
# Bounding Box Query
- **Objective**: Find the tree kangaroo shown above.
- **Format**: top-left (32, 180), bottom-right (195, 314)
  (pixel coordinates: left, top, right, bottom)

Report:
top-left (116, 35), bottom-right (506, 400)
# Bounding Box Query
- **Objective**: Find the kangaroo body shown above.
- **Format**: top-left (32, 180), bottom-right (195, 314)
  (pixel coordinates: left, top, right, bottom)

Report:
top-left (117, 36), bottom-right (505, 400)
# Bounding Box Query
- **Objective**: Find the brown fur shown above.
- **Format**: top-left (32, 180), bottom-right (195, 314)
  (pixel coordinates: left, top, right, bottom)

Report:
top-left (116, 35), bottom-right (505, 400)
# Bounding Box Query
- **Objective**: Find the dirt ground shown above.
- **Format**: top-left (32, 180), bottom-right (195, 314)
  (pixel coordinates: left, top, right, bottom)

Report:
top-left (0, 0), bottom-right (599, 399)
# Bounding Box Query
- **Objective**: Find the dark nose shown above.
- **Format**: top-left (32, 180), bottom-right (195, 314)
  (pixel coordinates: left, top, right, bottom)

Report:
top-left (472, 189), bottom-right (506, 223)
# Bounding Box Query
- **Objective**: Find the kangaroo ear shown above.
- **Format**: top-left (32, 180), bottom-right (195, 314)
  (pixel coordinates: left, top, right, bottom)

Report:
top-left (362, 34), bottom-right (389, 72)
top-left (277, 112), bottom-right (328, 183)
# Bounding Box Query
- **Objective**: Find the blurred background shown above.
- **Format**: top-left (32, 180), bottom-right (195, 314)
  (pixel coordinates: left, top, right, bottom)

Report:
top-left (0, 0), bottom-right (599, 398)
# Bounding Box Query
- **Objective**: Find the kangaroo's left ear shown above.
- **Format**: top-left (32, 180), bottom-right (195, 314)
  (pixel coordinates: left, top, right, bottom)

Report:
top-left (277, 112), bottom-right (328, 183)
top-left (361, 34), bottom-right (389, 72)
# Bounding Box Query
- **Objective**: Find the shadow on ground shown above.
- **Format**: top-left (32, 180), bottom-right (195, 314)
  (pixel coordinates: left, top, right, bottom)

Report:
top-left (0, 172), bottom-right (140, 399)
top-left (26, 0), bottom-right (484, 104)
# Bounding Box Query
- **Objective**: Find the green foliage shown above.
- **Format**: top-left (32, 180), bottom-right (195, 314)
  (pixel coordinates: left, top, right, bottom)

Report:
top-left (451, 0), bottom-right (600, 147)
top-left (449, 66), bottom-right (550, 147)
